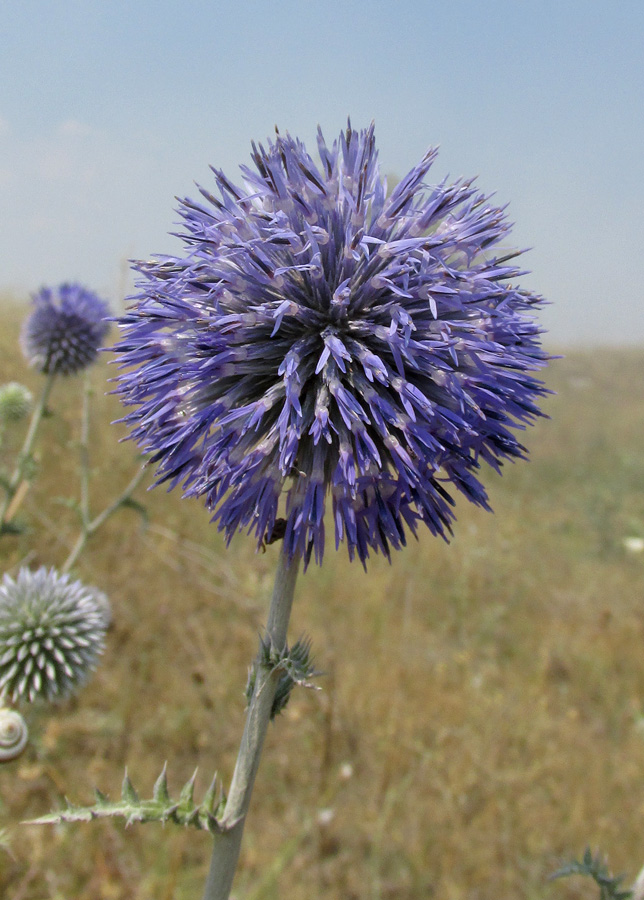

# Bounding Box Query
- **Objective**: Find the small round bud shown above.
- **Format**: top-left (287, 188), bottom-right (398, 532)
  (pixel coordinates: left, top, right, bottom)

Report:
top-left (0, 383), bottom-right (33, 423)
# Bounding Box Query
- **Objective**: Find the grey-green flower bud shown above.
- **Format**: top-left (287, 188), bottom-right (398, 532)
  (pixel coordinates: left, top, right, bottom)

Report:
top-left (0, 382), bottom-right (33, 423)
top-left (0, 567), bottom-right (108, 704)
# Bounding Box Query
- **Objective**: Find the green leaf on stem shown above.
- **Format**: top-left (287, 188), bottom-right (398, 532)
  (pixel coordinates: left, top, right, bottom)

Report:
top-left (0, 520), bottom-right (27, 536)
top-left (53, 497), bottom-right (82, 514)
top-left (551, 847), bottom-right (633, 900)
top-left (26, 766), bottom-right (231, 834)
top-left (246, 634), bottom-right (321, 719)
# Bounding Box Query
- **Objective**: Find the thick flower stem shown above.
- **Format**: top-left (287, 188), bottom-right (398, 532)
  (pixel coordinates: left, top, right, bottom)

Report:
top-left (202, 545), bottom-right (300, 900)
top-left (0, 371), bottom-right (56, 530)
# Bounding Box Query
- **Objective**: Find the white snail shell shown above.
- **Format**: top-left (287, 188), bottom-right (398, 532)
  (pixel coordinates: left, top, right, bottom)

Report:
top-left (0, 707), bottom-right (28, 762)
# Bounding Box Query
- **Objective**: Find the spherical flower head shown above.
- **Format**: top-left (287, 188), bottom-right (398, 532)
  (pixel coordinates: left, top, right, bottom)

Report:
top-left (21, 283), bottom-right (111, 375)
top-left (113, 122), bottom-right (550, 568)
top-left (0, 382), bottom-right (33, 423)
top-left (0, 567), bottom-right (108, 704)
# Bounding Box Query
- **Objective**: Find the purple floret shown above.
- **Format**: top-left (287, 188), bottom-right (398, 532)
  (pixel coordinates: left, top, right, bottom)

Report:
top-left (113, 122), bottom-right (550, 567)
top-left (22, 283), bottom-right (111, 375)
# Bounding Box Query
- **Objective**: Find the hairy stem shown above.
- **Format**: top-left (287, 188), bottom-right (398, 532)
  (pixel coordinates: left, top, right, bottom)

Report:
top-left (0, 372), bottom-right (56, 530)
top-left (202, 545), bottom-right (300, 900)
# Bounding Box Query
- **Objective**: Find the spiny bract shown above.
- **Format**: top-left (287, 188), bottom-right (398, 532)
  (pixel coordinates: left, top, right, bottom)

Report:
top-left (0, 567), bottom-right (108, 704)
top-left (113, 122), bottom-right (549, 567)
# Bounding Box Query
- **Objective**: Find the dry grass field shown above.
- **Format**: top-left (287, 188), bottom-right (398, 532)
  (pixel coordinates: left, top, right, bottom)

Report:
top-left (1, 299), bottom-right (643, 899)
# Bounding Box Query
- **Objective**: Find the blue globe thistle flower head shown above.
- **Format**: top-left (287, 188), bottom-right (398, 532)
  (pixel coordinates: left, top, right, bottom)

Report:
top-left (113, 122), bottom-right (550, 568)
top-left (21, 283), bottom-right (111, 375)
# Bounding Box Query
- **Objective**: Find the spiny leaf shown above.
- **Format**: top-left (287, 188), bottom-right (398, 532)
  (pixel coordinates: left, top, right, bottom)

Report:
top-left (184, 807), bottom-right (201, 828)
top-left (201, 773), bottom-right (219, 816)
top-left (53, 496), bottom-right (82, 513)
top-left (551, 847), bottom-right (632, 900)
top-left (178, 769), bottom-right (198, 810)
top-left (25, 765), bottom-right (230, 835)
top-left (247, 634), bottom-right (321, 719)
top-left (152, 763), bottom-right (170, 804)
top-left (121, 771), bottom-right (139, 804)
top-left (0, 520), bottom-right (27, 536)
top-left (94, 788), bottom-right (109, 806)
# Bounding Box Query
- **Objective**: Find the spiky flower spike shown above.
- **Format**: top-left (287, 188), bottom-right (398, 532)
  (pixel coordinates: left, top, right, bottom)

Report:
top-left (114, 122), bottom-right (549, 567)
top-left (0, 567), bottom-right (108, 703)
top-left (0, 382), bottom-right (33, 423)
top-left (21, 283), bottom-right (111, 375)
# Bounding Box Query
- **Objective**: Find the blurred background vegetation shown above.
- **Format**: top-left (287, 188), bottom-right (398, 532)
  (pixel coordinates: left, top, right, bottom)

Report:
top-left (1, 296), bottom-right (643, 900)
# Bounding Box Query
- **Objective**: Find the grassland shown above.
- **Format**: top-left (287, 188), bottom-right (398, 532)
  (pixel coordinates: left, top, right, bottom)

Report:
top-left (1, 300), bottom-right (643, 900)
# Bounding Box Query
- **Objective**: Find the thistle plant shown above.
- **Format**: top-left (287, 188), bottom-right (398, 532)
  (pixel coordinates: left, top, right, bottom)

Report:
top-left (0, 566), bottom-right (108, 764)
top-left (34, 122), bottom-right (551, 898)
top-left (0, 282), bottom-right (146, 544)
top-left (0, 283), bottom-right (111, 533)
top-left (0, 285), bottom-right (145, 768)
top-left (20, 283), bottom-right (110, 377)
top-left (0, 567), bottom-right (108, 704)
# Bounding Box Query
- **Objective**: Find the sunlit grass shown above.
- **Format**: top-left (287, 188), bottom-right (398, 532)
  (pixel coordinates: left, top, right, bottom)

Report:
top-left (1, 299), bottom-right (643, 899)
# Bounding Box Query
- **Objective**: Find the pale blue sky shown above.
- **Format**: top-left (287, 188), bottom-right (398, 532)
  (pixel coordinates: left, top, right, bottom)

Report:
top-left (1, 0), bottom-right (642, 345)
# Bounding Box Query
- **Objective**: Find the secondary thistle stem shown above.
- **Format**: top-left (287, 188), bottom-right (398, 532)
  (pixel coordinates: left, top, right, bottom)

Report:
top-left (202, 545), bottom-right (300, 900)
top-left (79, 374), bottom-right (91, 526)
top-left (62, 466), bottom-right (147, 574)
top-left (0, 371), bottom-right (56, 530)
top-left (59, 373), bottom-right (147, 573)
